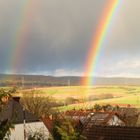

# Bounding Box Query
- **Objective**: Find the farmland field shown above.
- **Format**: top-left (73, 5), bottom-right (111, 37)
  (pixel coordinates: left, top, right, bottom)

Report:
top-left (14, 86), bottom-right (140, 110)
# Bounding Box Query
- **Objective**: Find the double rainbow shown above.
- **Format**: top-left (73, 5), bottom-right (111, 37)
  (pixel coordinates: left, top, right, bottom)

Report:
top-left (82, 0), bottom-right (122, 86)
top-left (8, 0), bottom-right (122, 82)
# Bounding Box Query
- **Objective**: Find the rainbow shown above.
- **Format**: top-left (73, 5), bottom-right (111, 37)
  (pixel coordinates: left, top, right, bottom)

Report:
top-left (82, 0), bottom-right (122, 86)
top-left (9, 0), bottom-right (37, 74)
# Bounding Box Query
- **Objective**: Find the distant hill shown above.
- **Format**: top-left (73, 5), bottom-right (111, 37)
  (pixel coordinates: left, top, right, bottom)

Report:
top-left (0, 74), bottom-right (81, 87)
top-left (0, 74), bottom-right (140, 87)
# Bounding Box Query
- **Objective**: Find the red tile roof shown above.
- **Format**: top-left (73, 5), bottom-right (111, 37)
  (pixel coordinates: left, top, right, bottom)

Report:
top-left (83, 125), bottom-right (140, 140)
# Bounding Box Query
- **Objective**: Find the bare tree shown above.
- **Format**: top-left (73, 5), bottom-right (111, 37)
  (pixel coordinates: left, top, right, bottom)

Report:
top-left (21, 90), bottom-right (55, 118)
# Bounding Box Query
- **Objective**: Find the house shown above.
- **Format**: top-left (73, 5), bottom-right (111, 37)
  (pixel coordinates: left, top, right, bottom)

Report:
top-left (37, 109), bottom-right (140, 140)
top-left (65, 110), bottom-right (125, 126)
top-left (81, 112), bottom-right (125, 126)
top-left (0, 97), bottom-right (49, 140)
top-left (65, 110), bottom-right (140, 140)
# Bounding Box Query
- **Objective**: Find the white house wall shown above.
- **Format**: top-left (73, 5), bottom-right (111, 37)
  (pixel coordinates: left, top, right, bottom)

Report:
top-left (107, 115), bottom-right (124, 126)
top-left (10, 122), bottom-right (49, 140)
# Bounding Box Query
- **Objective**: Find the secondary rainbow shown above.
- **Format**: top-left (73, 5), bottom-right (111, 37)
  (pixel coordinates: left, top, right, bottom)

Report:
top-left (82, 0), bottom-right (122, 86)
top-left (8, 0), bottom-right (37, 74)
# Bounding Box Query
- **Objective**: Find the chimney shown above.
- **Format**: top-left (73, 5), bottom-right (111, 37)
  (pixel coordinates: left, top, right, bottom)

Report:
top-left (13, 97), bottom-right (20, 102)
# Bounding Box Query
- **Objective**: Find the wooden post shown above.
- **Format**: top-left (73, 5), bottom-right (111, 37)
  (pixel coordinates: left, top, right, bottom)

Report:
top-left (23, 108), bottom-right (26, 140)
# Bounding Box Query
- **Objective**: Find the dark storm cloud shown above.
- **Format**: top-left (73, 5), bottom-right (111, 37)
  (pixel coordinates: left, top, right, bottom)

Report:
top-left (0, 0), bottom-right (140, 76)
top-left (0, 0), bottom-right (107, 74)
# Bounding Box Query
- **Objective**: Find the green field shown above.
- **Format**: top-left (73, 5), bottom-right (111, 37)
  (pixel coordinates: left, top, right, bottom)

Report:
top-left (17, 86), bottom-right (140, 110)
top-left (58, 95), bottom-right (140, 111)
top-left (22, 86), bottom-right (140, 97)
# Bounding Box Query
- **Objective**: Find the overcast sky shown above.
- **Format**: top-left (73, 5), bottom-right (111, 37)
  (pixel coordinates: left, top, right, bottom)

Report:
top-left (0, 0), bottom-right (140, 77)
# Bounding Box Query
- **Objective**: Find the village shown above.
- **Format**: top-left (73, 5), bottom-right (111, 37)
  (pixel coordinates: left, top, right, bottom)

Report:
top-left (0, 88), bottom-right (140, 140)
top-left (0, 0), bottom-right (140, 140)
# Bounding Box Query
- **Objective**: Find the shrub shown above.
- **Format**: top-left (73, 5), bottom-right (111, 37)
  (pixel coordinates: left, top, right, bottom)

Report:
top-left (65, 97), bottom-right (79, 105)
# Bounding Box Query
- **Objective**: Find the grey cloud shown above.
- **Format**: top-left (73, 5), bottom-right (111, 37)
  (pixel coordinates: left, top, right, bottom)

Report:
top-left (0, 0), bottom-right (140, 76)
